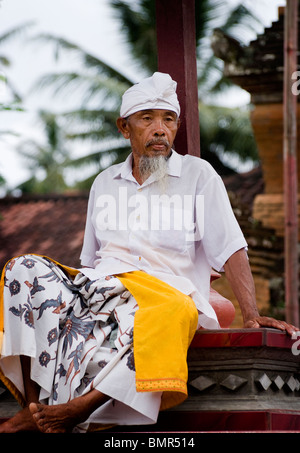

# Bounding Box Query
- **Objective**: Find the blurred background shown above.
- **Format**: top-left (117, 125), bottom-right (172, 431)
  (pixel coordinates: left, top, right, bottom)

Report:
top-left (0, 0), bottom-right (285, 196)
top-left (1, 0), bottom-right (293, 327)
top-left (1, 1), bottom-right (300, 420)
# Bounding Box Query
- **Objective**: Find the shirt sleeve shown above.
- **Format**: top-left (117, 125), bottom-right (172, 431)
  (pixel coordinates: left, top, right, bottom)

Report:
top-left (79, 185), bottom-right (100, 267)
top-left (200, 173), bottom-right (248, 272)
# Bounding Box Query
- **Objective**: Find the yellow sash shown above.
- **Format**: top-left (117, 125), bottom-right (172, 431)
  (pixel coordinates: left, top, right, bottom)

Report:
top-left (117, 271), bottom-right (198, 410)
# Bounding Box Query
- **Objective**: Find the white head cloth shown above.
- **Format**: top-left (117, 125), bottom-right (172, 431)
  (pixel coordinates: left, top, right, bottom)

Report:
top-left (120, 72), bottom-right (180, 118)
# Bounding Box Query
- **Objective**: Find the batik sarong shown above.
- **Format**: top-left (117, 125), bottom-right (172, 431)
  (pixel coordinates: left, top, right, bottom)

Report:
top-left (0, 254), bottom-right (198, 432)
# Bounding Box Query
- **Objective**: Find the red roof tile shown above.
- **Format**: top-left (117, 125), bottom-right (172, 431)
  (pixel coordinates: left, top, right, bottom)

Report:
top-left (0, 193), bottom-right (89, 271)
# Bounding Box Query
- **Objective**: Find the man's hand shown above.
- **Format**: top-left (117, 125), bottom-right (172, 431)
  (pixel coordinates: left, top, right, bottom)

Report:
top-left (224, 249), bottom-right (299, 337)
top-left (244, 316), bottom-right (299, 337)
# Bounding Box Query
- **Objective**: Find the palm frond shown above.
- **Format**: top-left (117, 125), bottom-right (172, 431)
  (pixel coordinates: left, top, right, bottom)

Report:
top-left (31, 33), bottom-right (133, 85)
top-left (220, 4), bottom-right (262, 42)
top-left (67, 143), bottom-right (130, 169)
top-left (60, 108), bottom-right (119, 141)
top-left (65, 144), bottom-right (131, 191)
top-left (62, 108), bottom-right (118, 124)
top-left (195, 0), bottom-right (226, 43)
top-left (0, 21), bottom-right (35, 45)
top-left (0, 56), bottom-right (10, 66)
top-left (32, 71), bottom-right (129, 108)
top-left (199, 102), bottom-right (259, 165)
top-left (110, 0), bottom-right (157, 73)
top-left (65, 129), bottom-right (111, 142)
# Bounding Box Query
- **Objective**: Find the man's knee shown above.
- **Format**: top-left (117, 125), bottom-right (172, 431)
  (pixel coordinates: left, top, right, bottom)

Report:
top-left (6, 255), bottom-right (43, 274)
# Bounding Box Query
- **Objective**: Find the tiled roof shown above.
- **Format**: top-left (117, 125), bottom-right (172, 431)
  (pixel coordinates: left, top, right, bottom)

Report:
top-left (0, 193), bottom-right (89, 271)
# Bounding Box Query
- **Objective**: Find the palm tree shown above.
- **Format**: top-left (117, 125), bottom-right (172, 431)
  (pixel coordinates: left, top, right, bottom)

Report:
top-left (109, 0), bottom-right (261, 93)
top-left (0, 22), bottom-right (34, 192)
top-left (27, 0), bottom-right (262, 190)
top-left (29, 34), bottom-right (134, 188)
top-left (0, 22), bottom-right (34, 108)
top-left (16, 111), bottom-right (70, 194)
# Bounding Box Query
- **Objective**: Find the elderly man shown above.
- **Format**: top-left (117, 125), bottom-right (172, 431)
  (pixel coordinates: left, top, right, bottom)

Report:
top-left (0, 72), bottom-right (298, 433)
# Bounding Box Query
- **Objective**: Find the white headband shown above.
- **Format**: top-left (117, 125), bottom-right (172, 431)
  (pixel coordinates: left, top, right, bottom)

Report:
top-left (120, 72), bottom-right (180, 118)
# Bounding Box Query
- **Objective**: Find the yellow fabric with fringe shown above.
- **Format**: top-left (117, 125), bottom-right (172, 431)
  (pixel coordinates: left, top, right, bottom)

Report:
top-left (117, 271), bottom-right (198, 411)
top-left (0, 256), bottom-right (198, 412)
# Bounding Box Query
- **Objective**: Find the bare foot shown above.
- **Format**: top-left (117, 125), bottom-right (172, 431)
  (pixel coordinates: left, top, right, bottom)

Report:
top-left (0, 407), bottom-right (39, 433)
top-left (29, 400), bottom-right (88, 433)
top-left (28, 390), bottom-right (108, 433)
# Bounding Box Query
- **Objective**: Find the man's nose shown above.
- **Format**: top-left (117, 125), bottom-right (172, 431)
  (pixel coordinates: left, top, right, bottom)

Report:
top-left (153, 118), bottom-right (165, 136)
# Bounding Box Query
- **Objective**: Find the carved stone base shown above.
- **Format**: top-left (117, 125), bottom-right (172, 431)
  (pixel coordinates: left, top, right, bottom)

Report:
top-left (157, 328), bottom-right (300, 431)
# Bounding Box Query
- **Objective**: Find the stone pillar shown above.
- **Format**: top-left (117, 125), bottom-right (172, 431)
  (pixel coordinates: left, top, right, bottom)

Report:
top-left (251, 103), bottom-right (300, 240)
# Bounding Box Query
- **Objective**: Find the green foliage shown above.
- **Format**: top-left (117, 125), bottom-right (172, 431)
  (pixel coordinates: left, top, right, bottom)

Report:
top-left (199, 103), bottom-right (258, 164)
top-left (4, 2), bottom-right (262, 193)
top-left (0, 22), bottom-right (34, 190)
top-left (110, 0), bottom-right (157, 73)
top-left (16, 111), bottom-right (71, 194)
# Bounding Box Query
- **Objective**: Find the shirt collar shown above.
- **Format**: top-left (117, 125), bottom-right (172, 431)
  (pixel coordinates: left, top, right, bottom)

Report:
top-left (167, 149), bottom-right (182, 177)
top-left (112, 149), bottom-right (182, 181)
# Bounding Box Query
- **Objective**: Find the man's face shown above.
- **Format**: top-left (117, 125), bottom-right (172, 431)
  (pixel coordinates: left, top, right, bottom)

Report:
top-left (117, 109), bottom-right (180, 160)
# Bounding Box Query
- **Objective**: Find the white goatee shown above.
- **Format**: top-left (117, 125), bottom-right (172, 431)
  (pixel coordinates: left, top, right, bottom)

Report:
top-left (138, 155), bottom-right (169, 192)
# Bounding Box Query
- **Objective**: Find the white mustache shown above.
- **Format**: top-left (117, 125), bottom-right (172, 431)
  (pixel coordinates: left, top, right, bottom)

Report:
top-left (145, 138), bottom-right (170, 148)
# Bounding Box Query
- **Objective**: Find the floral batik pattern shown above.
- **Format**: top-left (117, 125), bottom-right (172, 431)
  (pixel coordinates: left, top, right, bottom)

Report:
top-left (1, 255), bottom-right (138, 407)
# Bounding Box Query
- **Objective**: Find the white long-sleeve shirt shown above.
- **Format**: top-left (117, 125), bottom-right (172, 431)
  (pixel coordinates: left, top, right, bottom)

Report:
top-left (79, 150), bottom-right (247, 329)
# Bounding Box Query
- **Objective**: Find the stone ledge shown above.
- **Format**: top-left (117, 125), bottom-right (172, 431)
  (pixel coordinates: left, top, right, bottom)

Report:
top-left (183, 329), bottom-right (300, 413)
top-left (111, 329), bottom-right (300, 432)
top-left (2, 328), bottom-right (300, 432)
top-left (189, 327), bottom-right (296, 349)
top-left (152, 328), bottom-right (300, 431)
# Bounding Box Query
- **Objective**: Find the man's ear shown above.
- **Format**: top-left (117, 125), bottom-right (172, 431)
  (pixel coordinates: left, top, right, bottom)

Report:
top-left (116, 117), bottom-right (130, 139)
